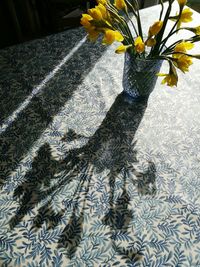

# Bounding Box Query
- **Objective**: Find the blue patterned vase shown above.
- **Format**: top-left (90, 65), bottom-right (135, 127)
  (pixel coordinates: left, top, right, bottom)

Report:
top-left (123, 52), bottom-right (163, 100)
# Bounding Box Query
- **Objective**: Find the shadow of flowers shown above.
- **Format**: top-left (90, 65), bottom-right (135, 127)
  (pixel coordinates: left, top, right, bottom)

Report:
top-left (9, 93), bottom-right (157, 260)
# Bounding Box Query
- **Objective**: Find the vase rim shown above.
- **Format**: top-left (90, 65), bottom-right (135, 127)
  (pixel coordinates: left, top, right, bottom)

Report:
top-left (126, 52), bottom-right (163, 63)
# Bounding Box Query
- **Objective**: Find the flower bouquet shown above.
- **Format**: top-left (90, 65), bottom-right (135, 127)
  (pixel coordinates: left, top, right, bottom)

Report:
top-left (81, 0), bottom-right (200, 91)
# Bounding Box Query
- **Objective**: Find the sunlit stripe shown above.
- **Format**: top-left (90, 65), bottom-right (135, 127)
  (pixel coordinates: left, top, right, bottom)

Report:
top-left (0, 36), bottom-right (87, 134)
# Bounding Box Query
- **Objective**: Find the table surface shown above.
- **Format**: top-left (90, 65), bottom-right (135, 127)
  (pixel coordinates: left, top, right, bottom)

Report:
top-left (1, 3), bottom-right (200, 267)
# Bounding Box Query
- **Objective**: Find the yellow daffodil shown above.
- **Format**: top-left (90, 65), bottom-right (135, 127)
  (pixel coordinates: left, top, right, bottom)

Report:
top-left (171, 8), bottom-right (193, 29)
top-left (97, 0), bottom-right (108, 5)
top-left (88, 7), bottom-right (103, 21)
top-left (173, 41), bottom-right (194, 58)
top-left (174, 41), bottom-right (194, 53)
top-left (134, 36), bottom-right (145, 53)
top-left (157, 73), bottom-right (178, 87)
top-left (115, 44), bottom-right (132, 54)
top-left (102, 30), bottom-right (124, 45)
top-left (88, 3), bottom-right (109, 22)
top-left (177, 0), bottom-right (187, 7)
top-left (81, 14), bottom-right (93, 29)
top-left (146, 38), bottom-right (156, 47)
top-left (179, 8), bottom-right (193, 22)
top-left (148, 21), bottom-right (163, 36)
top-left (81, 13), bottom-right (100, 41)
top-left (175, 55), bottom-right (193, 72)
top-left (87, 29), bottom-right (100, 42)
top-left (114, 0), bottom-right (127, 10)
top-left (157, 64), bottom-right (178, 87)
top-left (96, 3), bottom-right (107, 19)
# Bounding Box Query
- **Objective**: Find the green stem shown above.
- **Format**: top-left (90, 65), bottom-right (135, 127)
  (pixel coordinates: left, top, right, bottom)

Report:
top-left (125, 11), bottom-right (138, 36)
top-left (162, 51), bottom-right (200, 59)
top-left (136, 8), bottom-right (143, 39)
top-left (161, 35), bottom-right (200, 55)
top-left (151, 0), bottom-right (173, 56)
top-left (125, 0), bottom-right (139, 36)
top-left (160, 28), bottom-right (181, 45)
top-left (125, 0), bottom-right (137, 17)
top-left (107, 5), bottom-right (134, 43)
top-left (159, 0), bottom-right (164, 20)
top-left (159, 4), bottom-right (183, 53)
top-left (129, 0), bottom-right (143, 39)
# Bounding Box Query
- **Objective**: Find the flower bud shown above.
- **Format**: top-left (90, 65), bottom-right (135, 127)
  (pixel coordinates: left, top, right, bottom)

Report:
top-left (148, 21), bottom-right (163, 36)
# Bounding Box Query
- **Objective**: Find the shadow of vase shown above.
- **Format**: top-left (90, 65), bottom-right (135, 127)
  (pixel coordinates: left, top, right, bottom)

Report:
top-left (8, 92), bottom-right (157, 261)
top-left (56, 93), bottom-right (151, 258)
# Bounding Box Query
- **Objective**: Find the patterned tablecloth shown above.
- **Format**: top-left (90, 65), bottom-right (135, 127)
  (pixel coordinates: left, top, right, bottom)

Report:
top-left (1, 3), bottom-right (200, 267)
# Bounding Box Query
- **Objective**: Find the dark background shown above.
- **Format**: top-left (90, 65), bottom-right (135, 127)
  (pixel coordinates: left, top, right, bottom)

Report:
top-left (0, 0), bottom-right (95, 49)
top-left (0, 0), bottom-right (199, 49)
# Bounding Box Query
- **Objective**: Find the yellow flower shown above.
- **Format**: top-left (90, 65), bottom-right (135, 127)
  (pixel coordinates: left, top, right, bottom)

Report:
top-left (180, 8), bottom-right (193, 22)
top-left (88, 7), bottom-right (103, 20)
top-left (80, 14), bottom-right (93, 29)
top-left (102, 30), bottom-right (124, 45)
top-left (171, 8), bottom-right (193, 29)
top-left (96, 0), bottom-right (108, 5)
top-left (174, 41), bottom-right (194, 53)
top-left (115, 44), bottom-right (132, 54)
top-left (146, 38), bottom-right (156, 47)
top-left (173, 41), bottom-right (194, 58)
top-left (157, 73), bottom-right (178, 87)
top-left (134, 36), bottom-right (145, 53)
top-left (177, 0), bottom-right (187, 7)
top-left (157, 64), bottom-right (178, 87)
top-left (87, 29), bottom-right (100, 42)
top-left (96, 3), bottom-right (107, 19)
top-left (88, 3), bottom-right (109, 21)
top-left (148, 21), bottom-right (163, 36)
top-left (175, 55), bottom-right (193, 72)
top-left (114, 0), bottom-right (127, 10)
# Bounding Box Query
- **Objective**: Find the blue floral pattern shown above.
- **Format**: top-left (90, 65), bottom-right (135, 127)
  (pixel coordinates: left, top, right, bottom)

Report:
top-left (1, 4), bottom-right (200, 266)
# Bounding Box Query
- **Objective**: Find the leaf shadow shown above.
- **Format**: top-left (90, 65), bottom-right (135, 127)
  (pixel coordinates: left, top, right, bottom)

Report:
top-left (8, 93), bottom-right (157, 260)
